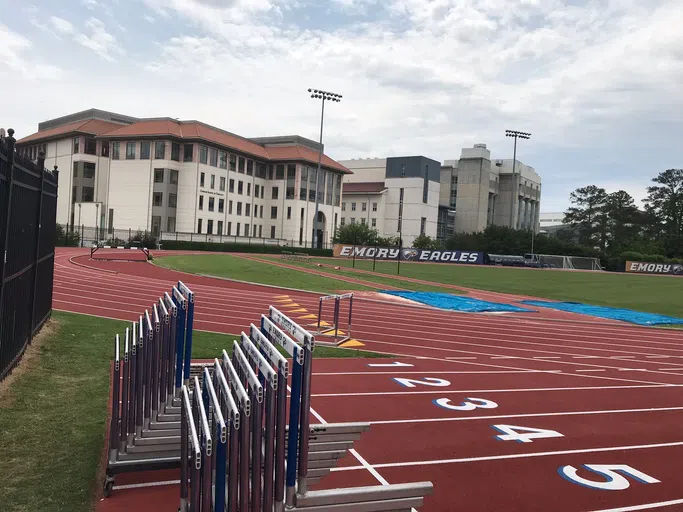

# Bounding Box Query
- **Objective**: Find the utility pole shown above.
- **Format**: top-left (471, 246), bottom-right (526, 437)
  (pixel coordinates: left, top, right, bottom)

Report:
top-left (505, 129), bottom-right (531, 229)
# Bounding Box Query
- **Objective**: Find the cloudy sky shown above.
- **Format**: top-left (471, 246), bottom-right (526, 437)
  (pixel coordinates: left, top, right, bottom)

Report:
top-left (1, 0), bottom-right (682, 212)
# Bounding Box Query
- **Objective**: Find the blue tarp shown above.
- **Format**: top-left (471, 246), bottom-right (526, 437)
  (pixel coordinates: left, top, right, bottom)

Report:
top-left (520, 300), bottom-right (683, 326)
top-left (381, 291), bottom-right (533, 313)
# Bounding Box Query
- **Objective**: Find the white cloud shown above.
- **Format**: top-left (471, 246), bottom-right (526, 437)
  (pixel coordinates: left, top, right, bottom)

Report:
top-left (50, 16), bottom-right (75, 35)
top-left (4, 0), bottom-right (683, 211)
top-left (0, 24), bottom-right (62, 79)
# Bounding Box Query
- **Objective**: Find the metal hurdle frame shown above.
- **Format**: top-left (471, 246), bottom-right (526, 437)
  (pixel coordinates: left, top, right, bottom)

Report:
top-left (314, 293), bottom-right (354, 346)
top-left (89, 242), bottom-right (151, 261)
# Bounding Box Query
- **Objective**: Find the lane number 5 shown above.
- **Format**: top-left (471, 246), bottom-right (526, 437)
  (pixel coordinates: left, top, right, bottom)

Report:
top-left (559, 464), bottom-right (660, 491)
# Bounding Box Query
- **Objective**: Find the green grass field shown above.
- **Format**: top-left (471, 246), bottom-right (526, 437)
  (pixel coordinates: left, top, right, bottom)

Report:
top-left (0, 311), bottom-right (386, 512)
top-left (154, 253), bottom-right (459, 294)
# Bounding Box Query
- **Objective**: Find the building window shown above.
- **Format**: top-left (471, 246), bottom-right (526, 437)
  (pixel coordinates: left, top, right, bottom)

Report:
top-left (85, 137), bottom-right (96, 155)
top-left (170, 170), bottom-right (178, 184)
top-left (361, 218), bottom-right (366, 226)
top-left (350, 218), bottom-right (356, 224)
top-left (197, 219), bottom-right (203, 233)
top-left (268, 165), bottom-right (274, 180)
top-left (247, 160), bottom-right (253, 176)
top-left (112, 142), bottom-right (120, 159)
top-left (255, 184), bottom-right (260, 197)
top-left (151, 215), bottom-right (161, 237)
top-left (372, 202), bottom-right (378, 212)
top-left (155, 141), bottom-right (166, 159)
top-left (199, 145), bottom-right (208, 164)
top-left (73, 137), bottom-right (80, 153)
top-left (287, 206), bottom-right (291, 220)
top-left (171, 142), bottom-right (180, 161)
top-left (208, 197), bottom-right (215, 212)
top-left (154, 168), bottom-right (164, 183)
top-left (340, 217), bottom-right (346, 226)
top-left (256, 163), bottom-right (267, 178)
top-left (362, 202), bottom-right (367, 211)
top-left (227, 222), bottom-right (232, 236)
top-left (218, 198), bottom-right (224, 213)
top-left (219, 151), bottom-right (227, 169)
top-left (272, 187), bottom-right (279, 200)
top-left (271, 206), bottom-right (277, 219)
top-left (199, 195), bottom-right (204, 210)
top-left (423, 164), bottom-right (428, 203)
top-left (220, 176), bottom-right (226, 191)
top-left (237, 202), bottom-right (242, 215)
top-left (286, 164), bottom-right (296, 199)
top-left (341, 202), bottom-right (346, 211)
top-left (261, 186), bottom-right (264, 199)
top-left (275, 164), bottom-right (285, 180)
top-left (259, 225), bottom-right (263, 238)
top-left (210, 148), bottom-right (218, 167)
top-left (83, 162), bottom-right (95, 179)
top-left (247, 183), bottom-right (251, 196)
top-left (200, 172), bottom-right (205, 187)
top-left (245, 223), bottom-right (250, 237)
top-left (450, 175), bottom-right (458, 208)
top-left (236, 223), bottom-right (240, 236)
top-left (351, 202), bottom-right (356, 211)
top-left (101, 142), bottom-right (109, 157)
top-left (270, 225), bottom-right (276, 238)
top-left (217, 220), bottom-right (223, 235)
top-left (167, 217), bottom-right (176, 232)
top-left (238, 181), bottom-right (243, 195)
top-left (207, 219), bottom-right (213, 234)
top-left (82, 186), bottom-right (94, 202)
top-left (421, 217), bottom-right (426, 235)
top-left (229, 154), bottom-right (236, 172)
top-left (228, 200), bottom-right (233, 214)
top-left (398, 187), bottom-right (404, 232)
top-left (300, 167), bottom-right (308, 200)
top-left (260, 205), bottom-right (264, 218)
top-left (229, 179), bottom-right (235, 193)
top-left (335, 174), bottom-right (341, 206)
top-left (140, 141), bottom-right (150, 159)
top-left (183, 143), bottom-right (193, 162)
top-left (169, 193), bottom-right (177, 208)
top-left (73, 164), bottom-right (78, 178)
top-left (210, 174), bottom-right (215, 189)
top-left (245, 203), bottom-right (251, 216)
top-left (238, 157), bottom-right (245, 173)
top-left (126, 142), bottom-right (136, 159)
top-left (153, 192), bottom-right (163, 207)
top-left (371, 218), bottom-right (376, 227)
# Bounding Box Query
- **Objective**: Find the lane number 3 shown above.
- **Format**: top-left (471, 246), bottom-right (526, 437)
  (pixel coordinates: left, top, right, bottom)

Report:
top-left (559, 464), bottom-right (660, 491)
top-left (433, 397), bottom-right (498, 411)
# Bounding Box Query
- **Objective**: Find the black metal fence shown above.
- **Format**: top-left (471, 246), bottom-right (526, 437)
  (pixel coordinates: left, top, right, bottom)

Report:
top-left (0, 129), bottom-right (59, 381)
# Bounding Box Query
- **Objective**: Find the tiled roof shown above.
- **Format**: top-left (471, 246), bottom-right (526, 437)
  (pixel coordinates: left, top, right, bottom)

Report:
top-left (17, 119), bottom-right (124, 144)
top-left (265, 145), bottom-right (351, 174)
top-left (341, 181), bottom-right (387, 193)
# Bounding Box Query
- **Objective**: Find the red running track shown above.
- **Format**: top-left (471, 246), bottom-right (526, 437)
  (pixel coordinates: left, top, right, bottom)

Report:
top-left (50, 248), bottom-right (683, 512)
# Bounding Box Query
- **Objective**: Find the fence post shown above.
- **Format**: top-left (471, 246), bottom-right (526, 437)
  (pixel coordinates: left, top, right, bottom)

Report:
top-left (28, 151), bottom-right (46, 341)
top-left (0, 129), bottom-right (17, 312)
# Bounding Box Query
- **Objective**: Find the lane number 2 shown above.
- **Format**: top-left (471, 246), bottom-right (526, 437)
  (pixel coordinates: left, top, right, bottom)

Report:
top-left (393, 377), bottom-right (451, 388)
top-left (559, 464), bottom-right (660, 491)
top-left (492, 424), bottom-right (564, 443)
top-left (433, 397), bottom-right (498, 411)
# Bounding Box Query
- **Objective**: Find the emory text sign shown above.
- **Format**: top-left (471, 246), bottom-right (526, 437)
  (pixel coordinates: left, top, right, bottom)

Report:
top-left (626, 261), bottom-right (683, 276)
top-left (333, 244), bottom-right (485, 264)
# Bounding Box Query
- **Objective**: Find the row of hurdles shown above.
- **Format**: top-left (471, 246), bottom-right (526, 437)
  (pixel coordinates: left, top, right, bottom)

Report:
top-left (105, 280), bottom-right (433, 511)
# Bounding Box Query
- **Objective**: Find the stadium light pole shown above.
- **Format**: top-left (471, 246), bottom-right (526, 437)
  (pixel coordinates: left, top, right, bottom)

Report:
top-left (308, 88), bottom-right (342, 249)
top-left (505, 129), bottom-right (531, 230)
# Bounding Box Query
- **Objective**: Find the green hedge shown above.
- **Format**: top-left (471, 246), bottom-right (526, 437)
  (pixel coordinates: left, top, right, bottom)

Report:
top-left (159, 240), bottom-right (333, 257)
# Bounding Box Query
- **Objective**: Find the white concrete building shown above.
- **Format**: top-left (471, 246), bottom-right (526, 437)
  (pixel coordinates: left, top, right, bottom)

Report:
top-left (16, 109), bottom-right (350, 247)
top-left (337, 156), bottom-right (441, 246)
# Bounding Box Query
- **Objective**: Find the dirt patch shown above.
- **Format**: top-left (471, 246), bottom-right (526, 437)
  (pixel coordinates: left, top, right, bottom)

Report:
top-left (0, 318), bottom-right (59, 403)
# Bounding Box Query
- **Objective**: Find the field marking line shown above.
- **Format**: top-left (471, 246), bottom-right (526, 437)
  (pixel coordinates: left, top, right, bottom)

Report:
top-left (312, 383), bottom-right (676, 397)
top-left (313, 370), bottom-right (555, 376)
top-left (329, 440), bottom-right (683, 471)
top-left (364, 405), bottom-right (683, 425)
top-left (112, 479), bottom-right (180, 490)
top-left (590, 498), bottom-right (683, 511)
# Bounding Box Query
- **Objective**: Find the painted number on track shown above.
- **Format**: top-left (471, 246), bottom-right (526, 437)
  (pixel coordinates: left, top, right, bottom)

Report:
top-left (433, 397), bottom-right (498, 411)
top-left (559, 464), bottom-right (660, 491)
top-left (492, 424), bottom-right (564, 443)
top-left (393, 377), bottom-right (451, 388)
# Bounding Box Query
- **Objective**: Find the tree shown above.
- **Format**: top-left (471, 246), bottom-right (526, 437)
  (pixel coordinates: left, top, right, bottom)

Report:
top-left (643, 169), bottom-right (683, 256)
top-left (412, 234), bottom-right (439, 249)
top-left (602, 190), bottom-right (641, 253)
top-left (563, 185), bottom-right (608, 249)
top-left (333, 223), bottom-right (379, 245)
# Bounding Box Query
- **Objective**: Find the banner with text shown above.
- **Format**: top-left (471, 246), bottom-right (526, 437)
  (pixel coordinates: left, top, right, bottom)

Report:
top-left (625, 261), bottom-right (683, 276)
top-left (333, 244), bottom-right (485, 265)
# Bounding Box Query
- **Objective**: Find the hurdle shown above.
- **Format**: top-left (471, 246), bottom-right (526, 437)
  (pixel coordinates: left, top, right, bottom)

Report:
top-left (102, 281), bottom-right (195, 496)
top-left (90, 242), bottom-right (151, 261)
top-left (314, 292), bottom-right (354, 346)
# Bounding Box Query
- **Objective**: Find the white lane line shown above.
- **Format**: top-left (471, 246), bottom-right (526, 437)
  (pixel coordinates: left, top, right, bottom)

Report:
top-left (312, 384), bottom-right (676, 397)
top-left (534, 356), bottom-right (561, 359)
top-left (659, 368), bottom-right (683, 371)
top-left (491, 356), bottom-right (518, 359)
top-left (315, 370), bottom-right (551, 375)
top-left (366, 405), bottom-right (683, 426)
top-left (446, 357), bottom-right (478, 360)
top-left (647, 355), bottom-right (672, 359)
top-left (590, 498), bottom-right (683, 511)
top-left (573, 356), bottom-right (601, 359)
top-left (612, 356), bottom-right (636, 359)
top-left (330, 440), bottom-right (683, 471)
top-left (618, 369), bottom-right (644, 371)
top-left (112, 479), bottom-right (180, 490)
top-left (576, 369), bottom-right (605, 372)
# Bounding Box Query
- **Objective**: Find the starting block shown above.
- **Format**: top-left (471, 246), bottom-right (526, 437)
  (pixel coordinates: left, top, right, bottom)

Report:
top-left (314, 293), bottom-right (354, 346)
